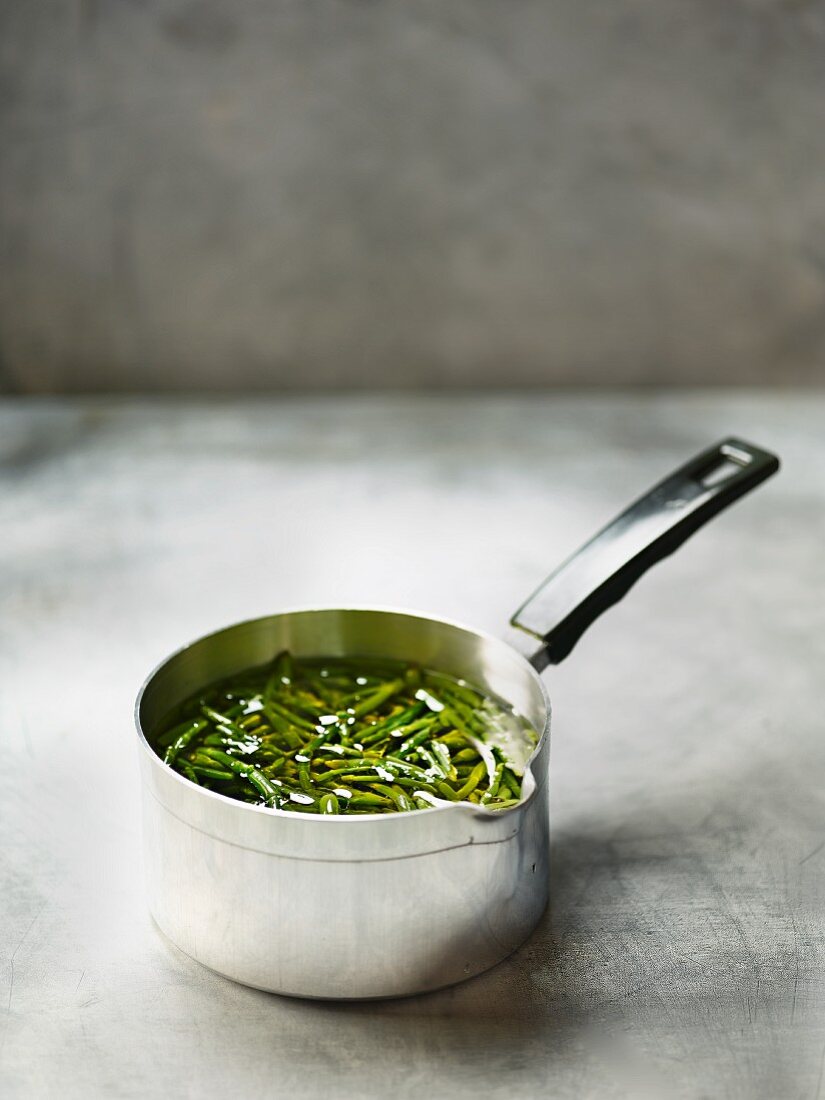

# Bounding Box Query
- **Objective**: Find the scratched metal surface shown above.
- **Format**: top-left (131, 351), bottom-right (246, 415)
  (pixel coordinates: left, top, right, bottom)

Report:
top-left (0, 393), bottom-right (822, 1099)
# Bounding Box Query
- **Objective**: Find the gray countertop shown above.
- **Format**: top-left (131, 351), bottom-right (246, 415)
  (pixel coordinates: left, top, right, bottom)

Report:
top-left (0, 392), bottom-right (822, 1099)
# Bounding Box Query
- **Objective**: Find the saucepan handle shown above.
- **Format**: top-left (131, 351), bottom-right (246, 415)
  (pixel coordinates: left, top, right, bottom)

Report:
top-left (511, 438), bottom-right (780, 671)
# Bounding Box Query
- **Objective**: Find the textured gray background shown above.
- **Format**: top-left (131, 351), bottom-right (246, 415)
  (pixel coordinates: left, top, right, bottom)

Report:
top-left (0, 393), bottom-right (822, 1098)
top-left (2, 2), bottom-right (825, 392)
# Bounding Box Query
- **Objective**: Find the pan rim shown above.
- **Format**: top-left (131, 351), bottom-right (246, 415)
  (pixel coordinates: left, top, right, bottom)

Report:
top-left (134, 604), bottom-right (551, 826)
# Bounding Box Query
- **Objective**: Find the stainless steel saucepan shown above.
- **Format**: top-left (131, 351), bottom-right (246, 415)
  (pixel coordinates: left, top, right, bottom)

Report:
top-left (135, 438), bottom-right (779, 999)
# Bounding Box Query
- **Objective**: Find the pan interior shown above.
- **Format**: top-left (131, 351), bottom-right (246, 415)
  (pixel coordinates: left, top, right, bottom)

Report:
top-left (138, 608), bottom-right (549, 750)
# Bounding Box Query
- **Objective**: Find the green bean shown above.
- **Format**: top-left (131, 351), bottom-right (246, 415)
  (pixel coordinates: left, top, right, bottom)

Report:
top-left (347, 793), bottom-right (394, 809)
top-left (259, 704), bottom-right (303, 749)
top-left (431, 676), bottom-right (484, 709)
top-left (200, 705), bottom-right (251, 740)
top-left (265, 651), bottom-right (292, 695)
top-left (157, 715), bottom-right (207, 749)
top-left (200, 748), bottom-right (279, 805)
top-left (189, 763), bottom-right (236, 782)
top-left (434, 781), bottom-right (460, 801)
top-left (429, 740), bottom-right (455, 780)
top-left (372, 783), bottom-right (414, 812)
top-left (164, 719), bottom-right (208, 765)
top-left (264, 698), bottom-right (317, 733)
top-left (178, 760), bottom-right (200, 785)
top-left (297, 729), bottom-right (333, 793)
top-left (326, 772), bottom-right (395, 787)
top-left (313, 770), bottom-right (382, 787)
top-left (152, 652), bottom-right (536, 814)
top-left (431, 682), bottom-right (487, 733)
top-left (391, 776), bottom-right (441, 795)
top-left (413, 744), bottom-right (450, 780)
top-left (286, 689), bottom-right (328, 721)
top-left (502, 770), bottom-right (522, 800)
top-left (435, 729), bottom-right (470, 748)
top-left (454, 761), bottom-right (487, 802)
top-left (359, 702), bottom-right (426, 745)
top-left (203, 732), bottom-right (261, 755)
top-left (274, 798), bottom-right (314, 813)
top-left (350, 678), bottom-right (405, 719)
top-left (481, 762), bottom-right (505, 805)
top-left (398, 719), bottom-right (442, 756)
top-left (202, 700), bottom-right (244, 720)
top-left (380, 755), bottom-right (437, 782)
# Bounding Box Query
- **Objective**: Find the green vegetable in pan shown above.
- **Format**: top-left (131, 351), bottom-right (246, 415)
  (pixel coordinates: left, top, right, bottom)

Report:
top-left (150, 652), bottom-right (538, 815)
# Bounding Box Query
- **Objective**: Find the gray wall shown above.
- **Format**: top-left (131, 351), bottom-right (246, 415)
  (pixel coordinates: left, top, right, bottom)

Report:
top-left (2, 0), bottom-right (825, 392)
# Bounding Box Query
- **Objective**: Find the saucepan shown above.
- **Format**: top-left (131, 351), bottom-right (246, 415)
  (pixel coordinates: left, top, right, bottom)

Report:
top-left (135, 438), bottom-right (779, 999)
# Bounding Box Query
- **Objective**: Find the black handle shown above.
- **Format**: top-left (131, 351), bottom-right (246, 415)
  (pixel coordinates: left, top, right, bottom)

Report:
top-left (511, 438), bottom-right (780, 671)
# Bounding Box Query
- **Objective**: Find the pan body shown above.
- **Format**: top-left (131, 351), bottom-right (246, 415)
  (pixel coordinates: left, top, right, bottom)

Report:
top-left (136, 608), bottom-right (551, 999)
